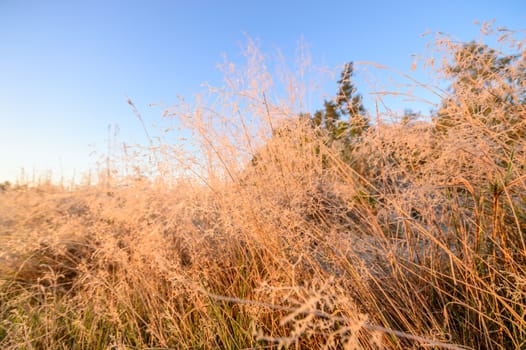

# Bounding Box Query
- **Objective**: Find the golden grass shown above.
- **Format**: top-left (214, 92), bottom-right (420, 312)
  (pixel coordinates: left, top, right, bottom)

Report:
top-left (1, 27), bottom-right (525, 349)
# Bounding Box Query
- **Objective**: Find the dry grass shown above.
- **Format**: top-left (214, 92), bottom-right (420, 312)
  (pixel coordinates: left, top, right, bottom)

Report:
top-left (1, 27), bottom-right (525, 349)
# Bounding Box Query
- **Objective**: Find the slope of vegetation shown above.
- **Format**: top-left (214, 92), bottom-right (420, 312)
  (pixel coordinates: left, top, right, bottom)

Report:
top-left (1, 26), bottom-right (525, 349)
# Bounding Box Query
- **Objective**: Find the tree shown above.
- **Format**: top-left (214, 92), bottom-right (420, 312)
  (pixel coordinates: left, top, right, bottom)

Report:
top-left (312, 110), bottom-right (323, 128)
top-left (435, 41), bottom-right (525, 140)
top-left (310, 62), bottom-right (368, 143)
top-left (323, 100), bottom-right (339, 135)
top-left (335, 62), bottom-right (368, 139)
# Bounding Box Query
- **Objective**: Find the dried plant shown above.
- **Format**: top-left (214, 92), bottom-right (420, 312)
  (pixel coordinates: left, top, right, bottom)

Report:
top-left (1, 25), bottom-right (524, 349)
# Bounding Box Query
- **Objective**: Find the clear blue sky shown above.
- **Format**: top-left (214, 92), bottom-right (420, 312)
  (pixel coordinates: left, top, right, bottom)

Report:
top-left (0, 1), bottom-right (524, 183)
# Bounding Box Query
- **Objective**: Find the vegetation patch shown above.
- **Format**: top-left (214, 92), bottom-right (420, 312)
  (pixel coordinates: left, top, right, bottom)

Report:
top-left (1, 25), bottom-right (525, 349)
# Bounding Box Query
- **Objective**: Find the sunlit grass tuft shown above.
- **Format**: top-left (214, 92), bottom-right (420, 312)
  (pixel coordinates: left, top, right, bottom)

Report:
top-left (1, 26), bottom-right (525, 349)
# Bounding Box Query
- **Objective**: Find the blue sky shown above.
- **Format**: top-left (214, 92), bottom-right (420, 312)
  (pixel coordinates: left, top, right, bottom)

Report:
top-left (0, 1), bottom-right (524, 183)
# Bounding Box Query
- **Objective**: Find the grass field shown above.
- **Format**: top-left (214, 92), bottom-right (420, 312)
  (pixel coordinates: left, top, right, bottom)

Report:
top-left (1, 30), bottom-right (525, 349)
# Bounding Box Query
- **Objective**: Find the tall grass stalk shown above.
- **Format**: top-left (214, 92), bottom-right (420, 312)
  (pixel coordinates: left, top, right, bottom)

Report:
top-left (1, 27), bottom-right (524, 349)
